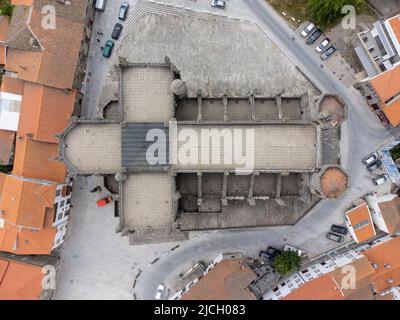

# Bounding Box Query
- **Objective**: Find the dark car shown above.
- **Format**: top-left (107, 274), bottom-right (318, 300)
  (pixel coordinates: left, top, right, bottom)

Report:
top-left (331, 224), bottom-right (348, 235)
top-left (321, 45), bottom-right (336, 60)
top-left (327, 232), bottom-right (344, 243)
top-left (259, 246), bottom-right (282, 262)
top-left (367, 159), bottom-right (382, 172)
top-left (102, 40), bottom-right (114, 58)
top-left (111, 23), bottom-right (123, 40)
top-left (119, 2), bottom-right (129, 21)
top-left (306, 29), bottom-right (322, 45)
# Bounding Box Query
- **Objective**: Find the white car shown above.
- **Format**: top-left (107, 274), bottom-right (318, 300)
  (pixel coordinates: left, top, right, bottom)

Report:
top-left (373, 174), bottom-right (387, 186)
top-left (155, 284), bottom-right (165, 300)
top-left (211, 0), bottom-right (225, 9)
top-left (301, 23), bottom-right (315, 37)
top-left (284, 244), bottom-right (302, 256)
top-left (316, 38), bottom-right (330, 52)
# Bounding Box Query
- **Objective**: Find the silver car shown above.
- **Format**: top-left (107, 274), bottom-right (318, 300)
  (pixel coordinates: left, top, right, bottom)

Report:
top-left (373, 174), bottom-right (387, 186)
top-left (155, 284), bottom-right (165, 300)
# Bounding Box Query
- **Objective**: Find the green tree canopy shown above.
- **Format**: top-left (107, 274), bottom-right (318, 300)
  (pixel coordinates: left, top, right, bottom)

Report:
top-left (273, 251), bottom-right (301, 275)
top-left (308, 0), bottom-right (365, 27)
top-left (0, 0), bottom-right (13, 17)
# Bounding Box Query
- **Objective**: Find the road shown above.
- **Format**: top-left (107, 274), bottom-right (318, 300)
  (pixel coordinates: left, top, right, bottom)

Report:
top-left (134, 0), bottom-right (400, 299)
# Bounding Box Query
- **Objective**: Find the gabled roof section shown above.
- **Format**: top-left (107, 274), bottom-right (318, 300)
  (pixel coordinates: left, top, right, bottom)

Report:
top-left (0, 76), bottom-right (24, 95)
top-left (0, 129), bottom-right (15, 165)
top-left (6, 6), bottom-right (41, 51)
top-left (18, 82), bottom-right (75, 143)
top-left (0, 16), bottom-right (10, 65)
top-left (345, 202), bottom-right (376, 243)
top-left (0, 256), bottom-right (44, 300)
top-left (0, 174), bottom-right (56, 229)
top-left (369, 64), bottom-right (400, 126)
top-left (12, 137), bottom-right (67, 183)
top-left (363, 236), bottom-right (400, 293)
top-left (0, 220), bottom-right (56, 255)
top-left (285, 257), bottom-right (376, 300)
top-left (5, 3), bottom-right (85, 89)
top-left (181, 259), bottom-right (256, 300)
top-left (378, 194), bottom-right (400, 234)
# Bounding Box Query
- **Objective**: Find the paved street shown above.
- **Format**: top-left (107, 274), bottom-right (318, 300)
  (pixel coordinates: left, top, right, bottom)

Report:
top-left (57, 0), bottom-right (400, 300)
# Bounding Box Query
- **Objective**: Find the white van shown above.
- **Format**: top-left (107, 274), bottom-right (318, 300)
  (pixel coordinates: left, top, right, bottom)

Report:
top-left (95, 0), bottom-right (107, 12)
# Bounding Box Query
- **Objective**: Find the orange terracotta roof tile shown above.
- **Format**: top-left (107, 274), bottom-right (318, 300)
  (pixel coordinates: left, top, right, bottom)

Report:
top-left (0, 172), bottom-right (6, 195)
top-left (0, 76), bottom-right (24, 95)
top-left (11, 0), bottom-right (33, 5)
top-left (285, 257), bottom-right (375, 300)
top-left (0, 16), bottom-right (10, 65)
top-left (345, 202), bottom-right (376, 243)
top-left (378, 195), bottom-right (400, 234)
top-left (13, 137), bottom-right (67, 183)
top-left (369, 65), bottom-right (400, 126)
top-left (182, 259), bottom-right (256, 300)
top-left (388, 14), bottom-right (400, 45)
top-left (0, 129), bottom-right (15, 165)
top-left (0, 221), bottom-right (56, 255)
top-left (5, 6), bottom-right (85, 89)
top-left (0, 256), bottom-right (44, 300)
top-left (18, 83), bottom-right (75, 143)
top-left (284, 272), bottom-right (343, 300)
top-left (363, 236), bottom-right (400, 293)
top-left (0, 174), bottom-right (56, 229)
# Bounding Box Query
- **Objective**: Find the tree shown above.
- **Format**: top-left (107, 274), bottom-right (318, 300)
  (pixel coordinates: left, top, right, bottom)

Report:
top-left (0, 0), bottom-right (13, 17)
top-left (308, 0), bottom-right (365, 28)
top-left (273, 251), bottom-right (301, 275)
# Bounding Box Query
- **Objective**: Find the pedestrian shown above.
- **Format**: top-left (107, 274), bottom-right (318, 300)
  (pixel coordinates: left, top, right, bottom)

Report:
top-left (100, 32), bottom-right (104, 36)
top-left (101, 46), bottom-right (104, 50)
top-left (96, 38), bottom-right (100, 43)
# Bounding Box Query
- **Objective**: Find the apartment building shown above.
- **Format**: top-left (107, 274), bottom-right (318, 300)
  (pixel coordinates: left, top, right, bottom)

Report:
top-left (356, 15), bottom-right (400, 126)
top-left (356, 14), bottom-right (400, 76)
top-left (0, 0), bottom-right (93, 257)
top-left (345, 201), bottom-right (377, 244)
top-left (0, 173), bottom-right (72, 254)
top-left (344, 193), bottom-right (400, 244)
top-left (263, 233), bottom-right (400, 300)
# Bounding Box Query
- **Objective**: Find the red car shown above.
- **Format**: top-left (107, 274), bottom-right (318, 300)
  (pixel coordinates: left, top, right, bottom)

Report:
top-left (96, 195), bottom-right (113, 207)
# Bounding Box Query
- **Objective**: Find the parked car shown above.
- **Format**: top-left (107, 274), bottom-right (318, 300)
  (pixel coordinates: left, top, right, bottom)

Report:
top-left (95, 0), bottom-right (107, 12)
top-left (119, 2), bottom-right (129, 20)
top-left (373, 174), bottom-right (388, 186)
top-left (211, 0), bottom-right (225, 9)
top-left (283, 244), bottom-right (302, 256)
top-left (96, 195), bottom-right (113, 207)
top-left (331, 224), bottom-right (348, 235)
top-left (306, 29), bottom-right (322, 45)
top-left (321, 45), bottom-right (336, 60)
top-left (155, 284), bottom-right (165, 300)
top-left (259, 246), bottom-right (282, 262)
top-left (102, 40), bottom-right (114, 58)
top-left (327, 232), bottom-right (344, 243)
top-left (111, 23), bottom-right (123, 40)
top-left (316, 38), bottom-right (330, 52)
top-left (362, 152), bottom-right (379, 166)
top-left (301, 23), bottom-right (315, 37)
top-left (367, 159), bottom-right (382, 172)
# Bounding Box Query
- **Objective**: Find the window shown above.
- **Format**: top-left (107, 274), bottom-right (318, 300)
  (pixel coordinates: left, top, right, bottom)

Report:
top-left (58, 200), bottom-right (65, 210)
top-left (56, 189), bottom-right (61, 197)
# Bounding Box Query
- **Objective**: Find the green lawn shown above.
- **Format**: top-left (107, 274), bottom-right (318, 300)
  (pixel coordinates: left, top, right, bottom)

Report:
top-left (267, 0), bottom-right (311, 28)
